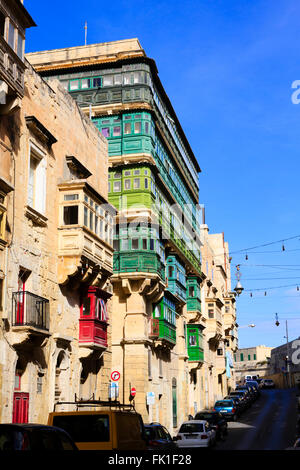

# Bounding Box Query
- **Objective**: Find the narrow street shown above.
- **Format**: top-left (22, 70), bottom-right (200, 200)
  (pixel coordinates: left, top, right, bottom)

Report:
top-left (215, 389), bottom-right (298, 451)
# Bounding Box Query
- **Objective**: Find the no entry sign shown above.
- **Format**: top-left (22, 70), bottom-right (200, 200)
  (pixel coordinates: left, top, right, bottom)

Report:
top-left (111, 371), bottom-right (120, 381)
top-left (130, 387), bottom-right (136, 397)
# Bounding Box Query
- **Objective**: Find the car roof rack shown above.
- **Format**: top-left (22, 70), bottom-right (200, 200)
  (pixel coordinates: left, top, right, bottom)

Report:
top-left (53, 394), bottom-right (136, 412)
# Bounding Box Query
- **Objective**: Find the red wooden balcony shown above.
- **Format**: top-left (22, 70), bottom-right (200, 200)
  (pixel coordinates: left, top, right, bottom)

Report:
top-left (149, 318), bottom-right (160, 339)
top-left (79, 286), bottom-right (110, 350)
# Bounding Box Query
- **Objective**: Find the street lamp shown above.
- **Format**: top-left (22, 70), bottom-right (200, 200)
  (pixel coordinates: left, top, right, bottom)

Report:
top-left (234, 265), bottom-right (244, 296)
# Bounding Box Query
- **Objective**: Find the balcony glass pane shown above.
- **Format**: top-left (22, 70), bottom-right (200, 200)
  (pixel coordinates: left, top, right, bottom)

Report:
top-left (63, 206), bottom-right (78, 225)
top-left (8, 22), bottom-right (15, 50)
top-left (17, 32), bottom-right (24, 59)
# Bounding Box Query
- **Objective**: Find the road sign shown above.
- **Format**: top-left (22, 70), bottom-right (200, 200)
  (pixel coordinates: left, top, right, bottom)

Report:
top-left (147, 391), bottom-right (155, 405)
top-left (130, 387), bottom-right (136, 397)
top-left (111, 371), bottom-right (120, 381)
top-left (109, 382), bottom-right (119, 399)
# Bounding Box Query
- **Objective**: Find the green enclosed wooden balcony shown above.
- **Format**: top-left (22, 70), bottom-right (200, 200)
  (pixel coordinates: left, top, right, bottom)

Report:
top-left (187, 325), bottom-right (204, 362)
top-left (113, 251), bottom-right (165, 280)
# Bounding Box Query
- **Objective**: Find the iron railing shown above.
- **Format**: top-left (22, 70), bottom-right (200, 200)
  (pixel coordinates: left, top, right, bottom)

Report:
top-left (12, 291), bottom-right (49, 331)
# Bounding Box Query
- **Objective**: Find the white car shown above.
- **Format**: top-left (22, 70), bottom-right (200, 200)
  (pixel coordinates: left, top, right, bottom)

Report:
top-left (262, 379), bottom-right (275, 389)
top-left (175, 420), bottom-right (216, 448)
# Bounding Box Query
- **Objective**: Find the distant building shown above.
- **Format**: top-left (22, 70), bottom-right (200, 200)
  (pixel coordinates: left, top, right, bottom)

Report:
top-left (269, 337), bottom-right (300, 387)
top-left (234, 345), bottom-right (273, 382)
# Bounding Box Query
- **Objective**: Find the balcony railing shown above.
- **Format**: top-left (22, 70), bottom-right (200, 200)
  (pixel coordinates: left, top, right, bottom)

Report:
top-left (12, 291), bottom-right (49, 331)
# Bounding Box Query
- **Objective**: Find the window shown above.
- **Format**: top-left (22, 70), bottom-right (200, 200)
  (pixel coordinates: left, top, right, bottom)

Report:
top-left (124, 122), bottom-right (131, 134)
top-left (8, 22), bottom-right (15, 50)
top-left (142, 239), bottom-right (147, 250)
top-left (132, 239), bottom-right (139, 250)
top-left (248, 355), bottom-right (251, 361)
top-left (189, 286), bottom-right (195, 297)
top-left (113, 181), bottom-right (121, 192)
top-left (69, 80), bottom-right (80, 91)
top-left (133, 178), bottom-right (140, 189)
top-left (64, 194), bottom-right (79, 201)
top-left (113, 126), bottom-right (121, 137)
top-left (121, 239), bottom-right (129, 250)
top-left (168, 266), bottom-right (174, 278)
top-left (159, 358), bottom-right (163, 378)
top-left (28, 143), bottom-right (47, 214)
top-left (149, 239), bottom-right (154, 250)
top-left (144, 178), bottom-right (149, 189)
top-left (101, 127), bottom-right (110, 137)
top-left (17, 32), bottom-right (24, 59)
top-left (134, 122), bottom-right (141, 134)
top-left (63, 206), bottom-right (78, 225)
top-left (0, 198), bottom-right (6, 242)
top-left (113, 239), bottom-right (119, 251)
top-left (81, 78), bottom-right (91, 89)
top-left (124, 179), bottom-right (131, 190)
top-left (37, 375), bottom-right (43, 394)
top-left (0, 10), bottom-right (5, 37)
top-left (240, 353), bottom-right (244, 362)
top-left (189, 335), bottom-right (197, 346)
top-left (103, 75), bottom-right (113, 87)
top-left (254, 354), bottom-right (257, 360)
top-left (208, 309), bottom-right (214, 319)
top-left (123, 74), bottom-right (131, 85)
top-left (93, 77), bottom-right (101, 88)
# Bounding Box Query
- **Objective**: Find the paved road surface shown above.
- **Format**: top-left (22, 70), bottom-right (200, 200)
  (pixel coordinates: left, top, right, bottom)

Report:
top-left (215, 388), bottom-right (298, 450)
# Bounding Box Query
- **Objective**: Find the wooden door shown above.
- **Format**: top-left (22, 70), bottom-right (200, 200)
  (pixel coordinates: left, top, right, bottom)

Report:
top-left (12, 392), bottom-right (29, 423)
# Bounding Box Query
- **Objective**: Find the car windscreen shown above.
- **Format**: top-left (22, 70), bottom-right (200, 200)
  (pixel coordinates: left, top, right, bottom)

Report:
top-left (195, 413), bottom-right (213, 421)
top-left (215, 401), bottom-right (233, 407)
top-left (179, 423), bottom-right (204, 433)
top-left (52, 414), bottom-right (109, 442)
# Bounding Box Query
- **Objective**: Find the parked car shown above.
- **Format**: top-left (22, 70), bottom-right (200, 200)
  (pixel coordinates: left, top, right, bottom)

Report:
top-left (213, 399), bottom-right (238, 421)
top-left (0, 424), bottom-right (78, 451)
top-left (194, 411), bottom-right (228, 440)
top-left (224, 395), bottom-right (245, 414)
top-left (245, 375), bottom-right (259, 382)
top-left (236, 385), bottom-right (257, 402)
top-left (229, 390), bottom-right (251, 409)
top-left (48, 401), bottom-right (147, 450)
top-left (144, 423), bottom-right (177, 450)
top-left (246, 381), bottom-right (261, 397)
top-left (175, 420), bottom-right (216, 448)
top-left (261, 379), bottom-right (275, 389)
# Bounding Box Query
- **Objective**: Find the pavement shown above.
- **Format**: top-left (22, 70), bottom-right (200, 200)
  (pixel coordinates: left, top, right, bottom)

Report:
top-left (214, 388), bottom-right (299, 451)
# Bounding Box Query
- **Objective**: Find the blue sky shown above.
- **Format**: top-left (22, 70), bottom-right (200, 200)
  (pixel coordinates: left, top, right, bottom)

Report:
top-left (25, 0), bottom-right (300, 348)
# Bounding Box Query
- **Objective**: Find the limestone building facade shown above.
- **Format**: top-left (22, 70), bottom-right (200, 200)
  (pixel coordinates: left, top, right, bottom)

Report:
top-left (26, 39), bottom-right (205, 431)
top-left (0, 0), bottom-right (114, 423)
top-left (234, 345), bottom-right (273, 382)
top-left (199, 224), bottom-right (238, 408)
